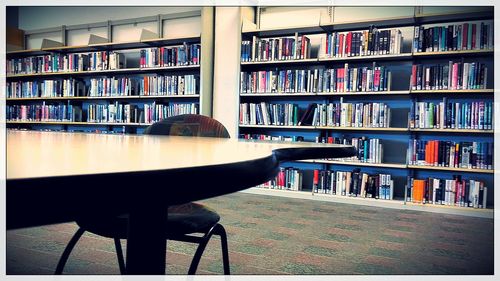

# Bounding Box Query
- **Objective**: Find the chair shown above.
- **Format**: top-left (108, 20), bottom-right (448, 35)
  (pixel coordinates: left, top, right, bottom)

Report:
top-left (55, 114), bottom-right (231, 275)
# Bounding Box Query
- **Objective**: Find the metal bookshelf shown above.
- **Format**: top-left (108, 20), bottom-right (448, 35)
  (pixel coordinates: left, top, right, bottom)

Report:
top-left (238, 7), bottom-right (495, 215)
top-left (6, 8), bottom-right (216, 133)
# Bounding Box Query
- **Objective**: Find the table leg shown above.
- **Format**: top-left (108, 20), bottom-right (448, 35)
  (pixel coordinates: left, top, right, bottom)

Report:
top-left (125, 207), bottom-right (168, 274)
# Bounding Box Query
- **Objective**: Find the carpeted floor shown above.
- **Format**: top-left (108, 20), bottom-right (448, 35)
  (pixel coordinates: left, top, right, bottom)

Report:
top-left (6, 191), bottom-right (494, 275)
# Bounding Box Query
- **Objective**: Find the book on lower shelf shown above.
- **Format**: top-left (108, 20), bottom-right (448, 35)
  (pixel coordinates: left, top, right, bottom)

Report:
top-left (7, 102), bottom-right (82, 122)
top-left (407, 176), bottom-right (488, 208)
top-left (409, 99), bottom-right (493, 130)
top-left (410, 61), bottom-right (488, 91)
top-left (407, 139), bottom-right (493, 170)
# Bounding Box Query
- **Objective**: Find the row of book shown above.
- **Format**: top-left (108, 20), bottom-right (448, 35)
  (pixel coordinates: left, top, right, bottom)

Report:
top-left (299, 102), bottom-right (391, 128)
top-left (6, 102), bottom-right (198, 124)
top-left (139, 43), bottom-right (201, 67)
top-left (239, 102), bottom-right (392, 128)
top-left (241, 35), bottom-right (311, 62)
top-left (408, 176), bottom-right (487, 208)
top-left (7, 51), bottom-right (125, 75)
top-left (324, 27), bottom-right (404, 58)
top-left (88, 75), bottom-right (199, 97)
top-left (87, 103), bottom-right (140, 123)
top-left (409, 100), bottom-right (493, 130)
top-left (258, 167), bottom-right (303, 191)
top-left (143, 102), bottom-right (198, 124)
top-left (413, 21), bottom-right (494, 53)
top-left (138, 75), bottom-right (198, 96)
top-left (240, 63), bottom-right (392, 94)
top-left (6, 103), bottom-right (82, 122)
top-left (7, 79), bottom-right (85, 98)
top-left (410, 61), bottom-right (488, 90)
top-left (313, 169), bottom-right (394, 200)
top-left (239, 133), bottom-right (383, 164)
top-left (407, 139), bottom-right (493, 170)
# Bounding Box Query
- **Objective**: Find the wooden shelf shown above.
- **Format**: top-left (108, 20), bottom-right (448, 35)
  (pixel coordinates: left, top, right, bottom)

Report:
top-left (413, 49), bottom-right (493, 57)
top-left (317, 90), bottom-right (410, 96)
top-left (6, 65), bottom-right (200, 78)
top-left (7, 121), bottom-right (150, 126)
top-left (410, 89), bottom-right (494, 94)
top-left (6, 36), bottom-right (201, 57)
top-left (239, 124), bottom-right (316, 130)
top-left (407, 165), bottom-right (493, 174)
top-left (311, 160), bottom-right (407, 169)
top-left (319, 53), bottom-right (412, 62)
top-left (6, 94), bottom-right (200, 101)
top-left (241, 58), bottom-right (318, 65)
top-left (410, 128), bottom-right (493, 134)
top-left (316, 126), bottom-right (408, 132)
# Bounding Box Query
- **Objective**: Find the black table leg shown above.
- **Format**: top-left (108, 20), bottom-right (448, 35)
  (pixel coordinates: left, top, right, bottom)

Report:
top-left (126, 207), bottom-right (168, 274)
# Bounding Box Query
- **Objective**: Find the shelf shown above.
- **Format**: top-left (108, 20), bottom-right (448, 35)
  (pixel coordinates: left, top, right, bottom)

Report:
top-left (239, 125), bottom-right (408, 132)
top-left (321, 16), bottom-right (415, 32)
top-left (410, 128), bottom-right (493, 134)
top-left (407, 165), bottom-right (493, 174)
top-left (316, 126), bottom-right (408, 132)
top-left (6, 36), bottom-right (201, 58)
top-left (239, 124), bottom-right (316, 130)
top-left (6, 65), bottom-right (200, 79)
top-left (318, 53), bottom-right (412, 62)
top-left (6, 95), bottom-right (200, 101)
top-left (410, 89), bottom-right (494, 94)
top-left (7, 121), bottom-right (150, 126)
top-left (240, 92), bottom-right (316, 97)
top-left (242, 24), bottom-right (324, 37)
top-left (413, 49), bottom-right (493, 58)
top-left (241, 58), bottom-right (318, 66)
top-left (240, 187), bottom-right (493, 218)
top-left (316, 90), bottom-right (410, 96)
top-left (311, 160), bottom-right (407, 169)
top-left (240, 91), bottom-right (410, 97)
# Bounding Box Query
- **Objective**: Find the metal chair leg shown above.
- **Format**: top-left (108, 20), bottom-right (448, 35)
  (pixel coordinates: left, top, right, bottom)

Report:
top-left (55, 227), bottom-right (86, 274)
top-left (187, 223), bottom-right (230, 275)
top-left (114, 238), bottom-right (126, 274)
top-left (215, 224), bottom-right (230, 275)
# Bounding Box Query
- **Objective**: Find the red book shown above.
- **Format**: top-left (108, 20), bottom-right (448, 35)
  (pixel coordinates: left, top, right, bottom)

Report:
top-left (327, 137), bottom-right (333, 144)
top-left (346, 32), bottom-right (352, 57)
top-left (373, 68), bottom-right (381, 91)
top-left (434, 140), bottom-right (439, 166)
top-left (339, 34), bottom-right (344, 57)
top-left (411, 65), bottom-right (417, 90)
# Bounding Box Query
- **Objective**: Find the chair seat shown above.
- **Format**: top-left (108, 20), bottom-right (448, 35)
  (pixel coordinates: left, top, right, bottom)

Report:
top-left (75, 203), bottom-right (220, 239)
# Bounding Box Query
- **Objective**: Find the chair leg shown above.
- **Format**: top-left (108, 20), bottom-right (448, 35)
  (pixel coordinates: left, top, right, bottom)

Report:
top-left (214, 224), bottom-right (230, 275)
top-left (114, 238), bottom-right (126, 274)
top-left (187, 223), bottom-right (230, 275)
top-left (54, 227), bottom-right (86, 274)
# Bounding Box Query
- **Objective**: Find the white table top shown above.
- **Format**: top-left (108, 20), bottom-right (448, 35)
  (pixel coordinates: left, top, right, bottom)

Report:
top-left (7, 130), bottom-right (352, 180)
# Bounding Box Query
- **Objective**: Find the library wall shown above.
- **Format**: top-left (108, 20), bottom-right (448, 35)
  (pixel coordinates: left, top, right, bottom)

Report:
top-left (212, 7), bottom-right (242, 137)
top-left (18, 7), bottom-right (202, 49)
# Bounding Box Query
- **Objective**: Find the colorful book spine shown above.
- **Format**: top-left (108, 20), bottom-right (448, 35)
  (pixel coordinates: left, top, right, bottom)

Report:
top-left (240, 35), bottom-right (311, 62)
top-left (325, 27), bottom-right (403, 58)
top-left (408, 176), bottom-right (487, 208)
top-left (410, 61), bottom-right (488, 90)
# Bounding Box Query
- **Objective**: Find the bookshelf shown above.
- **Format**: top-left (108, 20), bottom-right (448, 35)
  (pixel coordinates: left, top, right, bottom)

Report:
top-left (238, 7), bottom-right (494, 215)
top-left (6, 9), bottom-right (214, 134)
